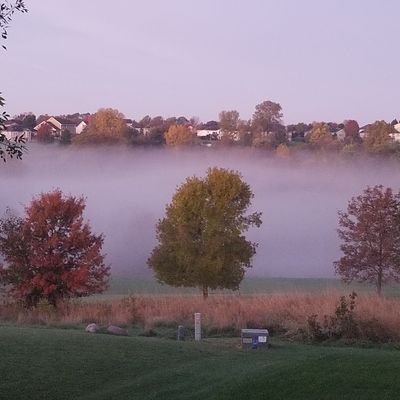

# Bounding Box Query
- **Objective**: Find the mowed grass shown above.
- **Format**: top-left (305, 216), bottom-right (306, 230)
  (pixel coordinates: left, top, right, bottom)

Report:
top-left (1, 326), bottom-right (400, 400)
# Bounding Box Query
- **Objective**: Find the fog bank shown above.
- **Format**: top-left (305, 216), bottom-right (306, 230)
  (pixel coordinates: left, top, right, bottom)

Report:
top-left (1, 144), bottom-right (399, 278)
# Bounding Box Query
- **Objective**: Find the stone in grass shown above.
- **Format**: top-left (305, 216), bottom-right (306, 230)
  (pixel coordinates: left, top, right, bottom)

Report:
top-left (107, 325), bottom-right (129, 336)
top-left (86, 323), bottom-right (99, 334)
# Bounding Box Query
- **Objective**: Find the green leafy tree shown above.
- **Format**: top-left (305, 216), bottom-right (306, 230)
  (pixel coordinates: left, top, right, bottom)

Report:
top-left (335, 185), bottom-right (400, 296)
top-left (148, 168), bottom-right (262, 298)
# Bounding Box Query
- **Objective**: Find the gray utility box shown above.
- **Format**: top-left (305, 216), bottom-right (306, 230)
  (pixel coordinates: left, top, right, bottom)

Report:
top-left (241, 329), bottom-right (269, 349)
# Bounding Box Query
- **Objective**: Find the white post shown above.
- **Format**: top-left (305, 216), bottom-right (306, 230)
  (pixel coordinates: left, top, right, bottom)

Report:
top-left (194, 312), bottom-right (201, 341)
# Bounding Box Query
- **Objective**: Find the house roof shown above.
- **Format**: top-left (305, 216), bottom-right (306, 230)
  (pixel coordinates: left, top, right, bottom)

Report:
top-left (52, 117), bottom-right (76, 125)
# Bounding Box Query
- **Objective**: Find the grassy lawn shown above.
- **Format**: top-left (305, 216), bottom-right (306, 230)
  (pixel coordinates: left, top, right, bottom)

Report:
top-left (1, 326), bottom-right (400, 399)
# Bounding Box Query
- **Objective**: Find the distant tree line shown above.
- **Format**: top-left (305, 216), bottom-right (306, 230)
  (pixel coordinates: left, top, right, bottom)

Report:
top-left (7, 101), bottom-right (400, 160)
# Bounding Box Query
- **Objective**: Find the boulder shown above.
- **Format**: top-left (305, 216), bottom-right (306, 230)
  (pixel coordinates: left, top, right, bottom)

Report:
top-left (85, 323), bottom-right (99, 334)
top-left (107, 325), bottom-right (128, 336)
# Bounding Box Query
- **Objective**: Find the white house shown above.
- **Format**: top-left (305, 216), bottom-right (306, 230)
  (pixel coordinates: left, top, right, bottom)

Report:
top-left (75, 121), bottom-right (87, 135)
top-left (196, 129), bottom-right (221, 140)
top-left (335, 129), bottom-right (346, 141)
top-left (1, 130), bottom-right (32, 142)
top-left (389, 132), bottom-right (400, 142)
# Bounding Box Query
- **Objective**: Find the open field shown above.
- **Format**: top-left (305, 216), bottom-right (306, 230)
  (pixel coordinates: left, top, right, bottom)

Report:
top-left (2, 291), bottom-right (400, 342)
top-left (1, 326), bottom-right (400, 400)
top-left (102, 276), bottom-right (400, 298)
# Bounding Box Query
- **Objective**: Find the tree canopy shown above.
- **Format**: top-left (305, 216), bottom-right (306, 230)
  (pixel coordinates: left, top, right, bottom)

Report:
top-left (74, 108), bottom-right (127, 144)
top-left (334, 185), bottom-right (400, 296)
top-left (364, 121), bottom-right (393, 153)
top-left (148, 168), bottom-right (262, 298)
top-left (252, 100), bottom-right (283, 134)
top-left (165, 124), bottom-right (194, 146)
top-left (0, 190), bottom-right (110, 307)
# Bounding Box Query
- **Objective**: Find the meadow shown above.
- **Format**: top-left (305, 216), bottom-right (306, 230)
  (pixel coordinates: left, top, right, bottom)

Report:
top-left (2, 277), bottom-right (400, 343)
top-left (1, 325), bottom-right (400, 400)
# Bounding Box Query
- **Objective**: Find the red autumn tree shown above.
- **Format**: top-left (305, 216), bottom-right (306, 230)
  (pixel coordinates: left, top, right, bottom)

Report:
top-left (0, 190), bottom-right (110, 307)
top-left (334, 185), bottom-right (400, 296)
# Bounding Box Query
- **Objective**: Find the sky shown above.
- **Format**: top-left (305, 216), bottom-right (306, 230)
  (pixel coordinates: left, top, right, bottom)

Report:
top-left (2, 0), bottom-right (400, 124)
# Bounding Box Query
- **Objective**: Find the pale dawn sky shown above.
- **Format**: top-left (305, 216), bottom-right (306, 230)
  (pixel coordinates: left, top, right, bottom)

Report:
top-left (2, 0), bottom-right (400, 124)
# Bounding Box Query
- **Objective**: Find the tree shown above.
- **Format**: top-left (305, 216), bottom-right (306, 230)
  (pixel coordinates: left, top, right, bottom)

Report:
top-left (0, 190), bottom-right (110, 307)
top-left (219, 110), bottom-right (239, 142)
top-left (343, 120), bottom-right (360, 140)
top-left (148, 168), bottom-right (262, 298)
top-left (306, 122), bottom-right (335, 149)
top-left (36, 123), bottom-right (53, 143)
top-left (252, 100), bottom-right (284, 134)
top-left (165, 124), bottom-right (194, 146)
top-left (364, 121), bottom-right (393, 153)
top-left (14, 112), bottom-right (36, 130)
top-left (60, 129), bottom-right (72, 145)
top-left (334, 185), bottom-right (400, 296)
top-left (74, 108), bottom-right (127, 144)
top-left (276, 143), bottom-right (291, 158)
top-left (0, 1), bottom-right (28, 161)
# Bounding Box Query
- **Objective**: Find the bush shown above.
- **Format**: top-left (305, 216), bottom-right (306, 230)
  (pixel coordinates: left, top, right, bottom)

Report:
top-left (306, 292), bottom-right (392, 343)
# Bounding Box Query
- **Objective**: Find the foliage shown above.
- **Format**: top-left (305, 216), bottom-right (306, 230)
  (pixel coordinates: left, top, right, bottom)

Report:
top-left (343, 120), bottom-right (360, 142)
top-left (0, 1), bottom-right (27, 162)
top-left (306, 292), bottom-right (390, 343)
top-left (0, 190), bottom-right (110, 307)
top-left (306, 122), bottom-right (335, 149)
top-left (334, 185), bottom-right (400, 295)
top-left (364, 120), bottom-right (394, 153)
top-left (74, 108), bottom-right (127, 144)
top-left (36, 122), bottom-right (53, 143)
top-left (219, 110), bottom-right (239, 141)
top-left (60, 129), bottom-right (72, 145)
top-left (164, 124), bottom-right (194, 146)
top-left (252, 100), bottom-right (284, 134)
top-left (148, 167), bottom-right (262, 297)
top-left (275, 143), bottom-right (291, 158)
top-left (307, 292), bottom-right (358, 342)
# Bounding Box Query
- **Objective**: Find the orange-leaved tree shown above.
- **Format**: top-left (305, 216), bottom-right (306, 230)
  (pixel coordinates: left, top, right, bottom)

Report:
top-left (0, 190), bottom-right (110, 307)
top-left (165, 124), bottom-right (195, 146)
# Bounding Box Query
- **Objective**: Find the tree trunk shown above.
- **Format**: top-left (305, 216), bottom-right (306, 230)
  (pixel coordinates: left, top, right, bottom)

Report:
top-left (377, 269), bottom-right (383, 297)
top-left (202, 285), bottom-right (209, 299)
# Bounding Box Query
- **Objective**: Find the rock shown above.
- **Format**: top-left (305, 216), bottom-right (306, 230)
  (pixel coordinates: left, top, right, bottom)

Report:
top-left (107, 325), bottom-right (128, 336)
top-left (85, 323), bottom-right (99, 333)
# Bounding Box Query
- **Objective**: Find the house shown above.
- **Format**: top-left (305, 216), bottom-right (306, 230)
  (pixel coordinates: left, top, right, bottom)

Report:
top-left (75, 121), bottom-right (87, 135)
top-left (1, 130), bottom-right (32, 142)
top-left (34, 117), bottom-right (77, 138)
top-left (335, 129), bottom-right (346, 141)
top-left (389, 132), bottom-right (400, 142)
top-left (196, 129), bottom-right (221, 140)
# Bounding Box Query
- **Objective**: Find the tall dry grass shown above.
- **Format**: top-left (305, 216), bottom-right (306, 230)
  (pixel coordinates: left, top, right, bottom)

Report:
top-left (1, 291), bottom-right (400, 339)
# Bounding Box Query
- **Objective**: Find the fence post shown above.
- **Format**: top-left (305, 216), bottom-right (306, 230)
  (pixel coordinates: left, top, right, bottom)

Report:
top-left (194, 312), bottom-right (201, 341)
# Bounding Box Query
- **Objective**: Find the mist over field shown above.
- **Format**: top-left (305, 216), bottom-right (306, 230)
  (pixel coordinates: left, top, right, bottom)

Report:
top-left (1, 144), bottom-right (399, 279)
